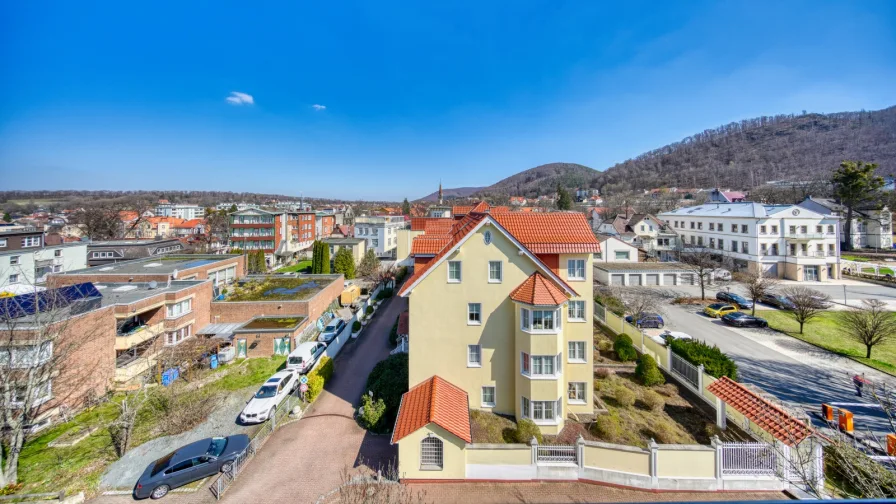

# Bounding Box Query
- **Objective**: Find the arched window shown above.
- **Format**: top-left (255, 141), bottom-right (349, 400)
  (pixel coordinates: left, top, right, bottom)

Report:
top-left (420, 436), bottom-right (443, 470)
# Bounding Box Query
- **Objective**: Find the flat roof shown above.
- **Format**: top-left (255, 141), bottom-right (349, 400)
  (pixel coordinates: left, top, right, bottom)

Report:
top-left (222, 275), bottom-right (340, 302)
top-left (594, 262), bottom-right (690, 272)
top-left (89, 239), bottom-right (180, 246)
top-left (323, 237), bottom-right (365, 245)
top-left (61, 254), bottom-right (241, 276)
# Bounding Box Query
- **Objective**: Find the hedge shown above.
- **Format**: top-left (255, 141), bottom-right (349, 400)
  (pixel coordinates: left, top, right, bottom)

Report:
top-left (364, 353), bottom-right (409, 428)
top-left (358, 394), bottom-right (387, 431)
top-left (389, 316), bottom-right (400, 346)
top-left (668, 338), bottom-right (738, 380)
top-left (306, 356), bottom-right (334, 401)
top-left (511, 418), bottom-right (543, 444)
top-left (613, 334), bottom-right (637, 362)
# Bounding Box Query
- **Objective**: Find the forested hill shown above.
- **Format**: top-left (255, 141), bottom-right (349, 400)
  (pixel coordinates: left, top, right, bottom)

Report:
top-left (597, 106), bottom-right (896, 193)
top-left (473, 163), bottom-right (600, 198)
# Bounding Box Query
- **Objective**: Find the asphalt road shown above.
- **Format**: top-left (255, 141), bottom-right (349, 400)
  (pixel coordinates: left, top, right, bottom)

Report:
top-left (665, 281), bottom-right (896, 303)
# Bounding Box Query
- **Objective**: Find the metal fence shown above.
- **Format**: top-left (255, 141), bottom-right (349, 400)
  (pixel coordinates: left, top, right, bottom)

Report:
top-left (211, 393), bottom-right (303, 499)
top-left (593, 301), bottom-right (606, 322)
top-left (720, 442), bottom-right (777, 476)
top-left (670, 352), bottom-right (700, 389)
top-left (535, 444), bottom-right (578, 464)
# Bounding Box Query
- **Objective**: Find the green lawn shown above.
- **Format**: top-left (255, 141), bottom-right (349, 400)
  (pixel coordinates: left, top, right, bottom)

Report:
top-left (862, 267), bottom-right (895, 275)
top-left (17, 356), bottom-right (285, 496)
top-left (275, 260), bottom-right (312, 273)
top-left (841, 254), bottom-right (869, 262)
top-left (757, 310), bottom-right (896, 375)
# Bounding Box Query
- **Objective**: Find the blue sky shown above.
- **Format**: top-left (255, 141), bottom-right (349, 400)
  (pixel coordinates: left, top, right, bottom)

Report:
top-left (1, 1), bottom-right (894, 201)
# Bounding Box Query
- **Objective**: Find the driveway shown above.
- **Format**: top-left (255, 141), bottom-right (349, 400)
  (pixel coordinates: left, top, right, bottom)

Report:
top-left (90, 295), bottom-right (403, 504)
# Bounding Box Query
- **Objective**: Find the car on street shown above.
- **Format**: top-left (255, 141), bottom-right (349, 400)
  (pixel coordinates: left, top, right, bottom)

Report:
top-left (317, 318), bottom-right (347, 343)
top-left (660, 330), bottom-right (693, 343)
top-left (759, 293), bottom-right (796, 310)
top-left (721, 312), bottom-right (768, 328)
top-left (715, 291), bottom-right (753, 309)
top-left (286, 341), bottom-right (327, 374)
top-left (134, 435), bottom-right (250, 500)
top-left (624, 312), bottom-right (664, 329)
top-left (239, 370), bottom-right (298, 424)
top-left (703, 303), bottom-right (738, 318)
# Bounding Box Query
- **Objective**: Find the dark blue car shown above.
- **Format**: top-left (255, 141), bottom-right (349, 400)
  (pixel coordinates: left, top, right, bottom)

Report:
top-left (624, 313), bottom-right (664, 329)
top-left (134, 435), bottom-right (250, 499)
top-left (715, 291), bottom-right (753, 309)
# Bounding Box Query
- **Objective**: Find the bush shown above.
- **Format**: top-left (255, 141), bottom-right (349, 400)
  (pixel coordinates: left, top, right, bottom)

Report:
top-left (705, 423), bottom-right (723, 439)
top-left (593, 413), bottom-right (622, 441)
top-left (358, 394), bottom-right (387, 431)
top-left (352, 320), bottom-right (362, 332)
top-left (377, 288), bottom-right (393, 300)
top-left (641, 390), bottom-right (665, 412)
top-left (613, 385), bottom-right (636, 407)
top-left (511, 418), bottom-right (543, 444)
top-left (366, 305), bottom-right (374, 316)
top-left (365, 353), bottom-right (409, 427)
top-left (389, 316), bottom-right (400, 346)
top-left (316, 356), bottom-right (334, 382)
top-left (594, 368), bottom-right (611, 379)
top-left (635, 355), bottom-right (665, 386)
top-left (651, 420), bottom-right (677, 443)
top-left (597, 340), bottom-right (613, 352)
top-left (669, 338), bottom-right (738, 380)
top-left (614, 335), bottom-right (637, 362)
top-left (306, 372), bottom-right (325, 402)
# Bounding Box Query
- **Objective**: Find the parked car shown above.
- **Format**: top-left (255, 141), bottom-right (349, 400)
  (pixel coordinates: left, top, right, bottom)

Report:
top-left (713, 269), bottom-right (732, 281)
top-left (287, 341), bottom-right (327, 374)
top-left (134, 435), bottom-right (250, 499)
top-left (318, 318), bottom-right (347, 343)
top-left (810, 294), bottom-right (832, 309)
top-left (624, 313), bottom-right (664, 329)
top-left (660, 330), bottom-right (693, 343)
top-left (721, 312), bottom-right (768, 328)
top-left (759, 293), bottom-right (796, 310)
top-left (715, 291), bottom-right (753, 309)
top-left (703, 303), bottom-right (738, 318)
top-left (239, 370), bottom-right (298, 424)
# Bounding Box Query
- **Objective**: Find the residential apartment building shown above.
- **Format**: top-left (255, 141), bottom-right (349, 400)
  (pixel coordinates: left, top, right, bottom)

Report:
top-left (1, 226), bottom-right (89, 294)
top-left (86, 238), bottom-right (185, 267)
top-left (596, 213), bottom-right (678, 260)
top-left (798, 197), bottom-right (892, 250)
top-left (659, 203), bottom-right (840, 281)
top-left (392, 205), bottom-right (600, 477)
top-left (323, 237), bottom-right (367, 264)
top-left (156, 202), bottom-right (205, 220)
top-left (354, 215), bottom-right (409, 258)
top-left (315, 213), bottom-right (336, 239)
top-left (595, 236), bottom-right (640, 263)
top-left (228, 209), bottom-right (277, 254)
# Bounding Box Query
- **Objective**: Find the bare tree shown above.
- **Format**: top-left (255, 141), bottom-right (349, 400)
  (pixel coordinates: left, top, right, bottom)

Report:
top-left (678, 246), bottom-right (728, 300)
top-left (203, 208), bottom-right (230, 252)
top-left (72, 200), bottom-right (154, 240)
top-left (781, 286), bottom-right (831, 334)
top-left (108, 388), bottom-right (150, 457)
top-left (609, 287), bottom-right (675, 321)
top-left (0, 287), bottom-right (106, 485)
top-left (840, 299), bottom-right (896, 359)
top-left (734, 269), bottom-right (779, 316)
top-left (324, 461), bottom-right (431, 504)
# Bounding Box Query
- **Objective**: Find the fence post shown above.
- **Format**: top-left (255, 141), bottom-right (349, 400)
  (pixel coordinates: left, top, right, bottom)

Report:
top-left (697, 364), bottom-right (705, 391)
top-left (576, 435), bottom-right (585, 470)
top-left (715, 397), bottom-right (727, 429)
top-left (648, 439), bottom-right (659, 486)
top-left (711, 436), bottom-right (723, 489)
top-left (666, 345), bottom-right (672, 371)
top-left (530, 437), bottom-right (539, 465)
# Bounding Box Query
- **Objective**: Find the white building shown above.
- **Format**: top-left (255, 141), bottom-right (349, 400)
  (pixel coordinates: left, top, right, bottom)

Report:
top-left (798, 197), bottom-right (892, 250)
top-left (594, 236), bottom-right (640, 263)
top-left (659, 203), bottom-right (840, 281)
top-left (1, 243), bottom-right (89, 295)
top-left (353, 216), bottom-right (409, 258)
top-left (156, 203), bottom-right (205, 220)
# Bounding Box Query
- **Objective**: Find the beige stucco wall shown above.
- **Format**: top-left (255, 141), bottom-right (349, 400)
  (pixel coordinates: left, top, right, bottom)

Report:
top-left (583, 445), bottom-right (650, 475)
top-left (396, 229), bottom-right (423, 264)
top-left (784, 262), bottom-right (801, 281)
top-left (656, 448), bottom-right (716, 478)
top-left (397, 424), bottom-right (467, 480)
top-left (464, 445), bottom-right (531, 465)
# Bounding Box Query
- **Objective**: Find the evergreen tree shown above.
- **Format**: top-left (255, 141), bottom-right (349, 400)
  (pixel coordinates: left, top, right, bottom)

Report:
top-left (401, 198), bottom-right (411, 215)
top-left (556, 185), bottom-right (573, 210)
top-left (320, 243), bottom-right (331, 274)
top-left (228, 204), bottom-right (238, 213)
top-left (2, 212), bottom-right (10, 223)
top-left (833, 161), bottom-right (884, 251)
top-left (333, 248), bottom-right (356, 279)
top-left (358, 249), bottom-right (381, 278)
top-left (311, 241), bottom-right (321, 274)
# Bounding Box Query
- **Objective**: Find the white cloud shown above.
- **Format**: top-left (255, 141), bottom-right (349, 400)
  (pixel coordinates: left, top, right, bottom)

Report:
top-left (311, 104), bottom-right (326, 111)
top-left (226, 92), bottom-right (254, 106)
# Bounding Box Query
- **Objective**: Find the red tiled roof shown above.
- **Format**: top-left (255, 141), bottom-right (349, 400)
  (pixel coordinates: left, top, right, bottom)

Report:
top-left (400, 213), bottom-right (486, 295)
top-left (470, 201), bottom-right (490, 213)
top-left (452, 205), bottom-right (474, 216)
top-left (493, 213), bottom-right (601, 254)
top-left (398, 310), bottom-right (409, 335)
top-left (423, 219), bottom-right (453, 235)
top-left (491, 206), bottom-right (510, 213)
top-left (174, 218), bottom-right (204, 229)
top-left (391, 376), bottom-right (471, 444)
top-left (411, 236), bottom-right (451, 255)
top-left (707, 377), bottom-right (813, 446)
top-left (509, 272), bottom-right (568, 306)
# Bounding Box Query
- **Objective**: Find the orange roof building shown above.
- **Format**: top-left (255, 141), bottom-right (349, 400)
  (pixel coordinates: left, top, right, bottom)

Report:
top-left (391, 375), bottom-right (472, 445)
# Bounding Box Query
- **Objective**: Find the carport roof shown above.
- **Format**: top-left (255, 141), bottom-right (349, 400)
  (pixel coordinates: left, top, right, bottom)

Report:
top-left (594, 262), bottom-right (690, 272)
top-left (707, 377), bottom-right (814, 446)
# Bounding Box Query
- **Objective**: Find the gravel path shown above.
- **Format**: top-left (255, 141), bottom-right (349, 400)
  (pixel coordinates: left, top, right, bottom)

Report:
top-left (100, 386), bottom-right (257, 490)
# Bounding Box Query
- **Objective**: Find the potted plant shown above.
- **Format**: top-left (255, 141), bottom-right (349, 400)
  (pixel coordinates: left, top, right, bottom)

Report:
top-left (366, 305), bottom-right (375, 319)
top-left (351, 320), bottom-right (362, 338)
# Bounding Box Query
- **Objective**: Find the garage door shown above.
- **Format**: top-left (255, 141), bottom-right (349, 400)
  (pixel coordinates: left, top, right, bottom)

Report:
top-left (646, 274), bottom-right (659, 285)
top-left (662, 273), bottom-right (676, 285)
top-left (764, 264), bottom-right (778, 277)
top-left (680, 273), bottom-right (695, 285)
top-left (629, 275), bottom-right (642, 286)
top-left (611, 274), bottom-right (625, 285)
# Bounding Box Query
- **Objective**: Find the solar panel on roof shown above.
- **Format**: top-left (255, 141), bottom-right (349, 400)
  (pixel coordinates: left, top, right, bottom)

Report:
top-left (0, 282), bottom-right (103, 320)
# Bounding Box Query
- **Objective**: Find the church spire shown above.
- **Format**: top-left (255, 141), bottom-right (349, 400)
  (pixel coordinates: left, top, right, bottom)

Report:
top-left (438, 180), bottom-right (443, 205)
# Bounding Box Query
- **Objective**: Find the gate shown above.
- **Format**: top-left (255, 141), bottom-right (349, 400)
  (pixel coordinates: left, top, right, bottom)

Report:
top-left (670, 352), bottom-right (699, 389)
top-left (720, 443), bottom-right (777, 476)
top-left (535, 445), bottom-right (577, 464)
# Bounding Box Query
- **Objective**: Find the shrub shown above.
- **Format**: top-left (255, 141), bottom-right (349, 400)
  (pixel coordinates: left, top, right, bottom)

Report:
top-left (594, 368), bottom-right (611, 379)
top-left (352, 320), bottom-right (362, 332)
top-left (705, 423), bottom-right (722, 439)
top-left (593, 413), bottom-right (622, 441)
top-left (635, 355), bottom-right (665, 386)
top-left (669, 338), bottom-right (738, 380)
top-left (614, 385), bottom-right (636, 407)
top-left (389, 316), bottom-right (400, 346)
top-left (597, 340), bottom-right (613, 352)
top-left (377, 288), bottom-right (394, 300)
top-left (641, 390), bottom-right (665, 412)
top-left (366, 305), bottom-right (374, 316)
top-left (651, 420), bottom-right (677, 443)
top-left (316, 356), bottom-right (334, 382)
top-left (614, 335), bottom-right (637, 362)
top-left (358, 394), bottom-right (387, 431)
top-left (365, 353), bottom-right (409, 426)
top-left (512, 418), bottom-right (543, 444)
top-left (306, 372), bottom-right (325, 402)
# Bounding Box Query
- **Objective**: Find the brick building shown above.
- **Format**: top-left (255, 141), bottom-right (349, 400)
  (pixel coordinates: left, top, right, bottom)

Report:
top-left (49, 254), bottom-right (245, 288)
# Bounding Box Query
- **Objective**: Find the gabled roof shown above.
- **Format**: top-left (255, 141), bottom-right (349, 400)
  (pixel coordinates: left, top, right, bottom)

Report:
top-left (509, 272), bottom-right (569, 306)
top-left (391, 376), bottom-right (471, 444)
top-left (707, 377), bottom-right (813, 447)
top-left (411, 236), bottom-right (451, 256)
top-left (423, 219), bottom-right (454, 235)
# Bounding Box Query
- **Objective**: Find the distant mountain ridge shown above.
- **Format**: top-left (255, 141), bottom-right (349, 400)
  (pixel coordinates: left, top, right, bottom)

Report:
top-left (417, 186), bottom-right (484, 202)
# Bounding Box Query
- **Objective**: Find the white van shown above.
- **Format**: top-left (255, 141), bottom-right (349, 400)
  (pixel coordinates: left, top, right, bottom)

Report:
top-left (286, 341), bottom-right (327, 374)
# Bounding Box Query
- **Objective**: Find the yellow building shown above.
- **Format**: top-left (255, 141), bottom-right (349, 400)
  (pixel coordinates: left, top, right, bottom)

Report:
top-left (392, 203), bottom-right (600, 477)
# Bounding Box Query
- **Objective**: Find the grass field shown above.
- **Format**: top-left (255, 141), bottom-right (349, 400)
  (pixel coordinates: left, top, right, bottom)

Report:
top-left (757, 310), bottom-right (896, 375)
top-left (841, 255), bottom-right (896, 274)
top-left (275, 260), bottom-right (312, 273)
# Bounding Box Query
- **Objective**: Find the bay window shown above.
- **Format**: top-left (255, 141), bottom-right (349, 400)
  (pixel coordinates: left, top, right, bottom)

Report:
top-left (166, 298), bottom-right (192, 318)
top-left (521, 396), bottom-right (561, 422)
top-left (520, 307), bottom-right (561, 332)
top-left (521, 353), bottom-right (561, 377)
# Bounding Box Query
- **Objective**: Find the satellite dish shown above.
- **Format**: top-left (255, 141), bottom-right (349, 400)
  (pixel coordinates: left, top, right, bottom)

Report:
top-left (149, 280), bottom-right (158, 290)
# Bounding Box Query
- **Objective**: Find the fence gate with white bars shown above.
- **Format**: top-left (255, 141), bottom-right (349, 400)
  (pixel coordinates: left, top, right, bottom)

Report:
top-left (534, 444), bottom-right (578, 464)
top-left (720, 442), bottom-right (778, 477)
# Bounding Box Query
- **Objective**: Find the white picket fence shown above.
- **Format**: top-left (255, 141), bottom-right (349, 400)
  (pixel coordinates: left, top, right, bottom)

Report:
top-left (720, 442), bottom-right (778, 477)
top-left (535, 444), bottom-right (578, 464)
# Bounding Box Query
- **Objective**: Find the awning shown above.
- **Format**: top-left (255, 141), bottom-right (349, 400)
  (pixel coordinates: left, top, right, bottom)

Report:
top-left (196, 322), bottom-right (243, 340)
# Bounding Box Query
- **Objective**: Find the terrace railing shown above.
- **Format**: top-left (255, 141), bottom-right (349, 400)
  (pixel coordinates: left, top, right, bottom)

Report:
top-left (720, 442), bottom-right (777, 477)
top-left (535, 444), bottom-right (577, 465)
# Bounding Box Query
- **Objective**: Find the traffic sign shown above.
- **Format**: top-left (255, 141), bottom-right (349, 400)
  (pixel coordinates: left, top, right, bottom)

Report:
top-left (300, 375), bottom-right (308, 385)
top-left (299, 383), bottom-right (309, 393)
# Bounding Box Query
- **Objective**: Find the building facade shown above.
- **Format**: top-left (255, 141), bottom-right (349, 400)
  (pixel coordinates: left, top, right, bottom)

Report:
top-left (87, 239), bottom-right (185, 267)
top-left (156, 202), bottom-right (205, 220)
top-left (659, 203), bottom-right (840, 281)
top-left (1, 236), bottom-right (88, 294)
top-left (798, 197), bottom-right (892, 250)
top-left (354, 215), bottom-right (408, 258)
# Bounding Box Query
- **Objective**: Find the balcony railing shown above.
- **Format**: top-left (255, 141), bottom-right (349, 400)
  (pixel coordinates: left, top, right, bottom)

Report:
top-left (784, 232), bottom-right (827, 239)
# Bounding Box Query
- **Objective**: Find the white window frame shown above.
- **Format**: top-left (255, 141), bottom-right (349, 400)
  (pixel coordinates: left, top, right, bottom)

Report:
top-left (614, 251), bottom-right (630, 260)
top-left (9, 255), bottom-right (20, 265)
top-left (568, 341), bottom-right (586, 362)
top-left (447, 261), bottom-right (462, 283)
top-left (523, 353), bottom-right (560, 379)
top-left (0, 238), bottom-right (6, 247)
top-left (521, 396), bottom-right (530, 418)
top-left (531, 399), bottom-right (558, 424)
top-left (467, 344), bottom-right (482, 367)
top-left (487, 261), bottom-right (502, 283)
top-left (481, 386), bottom-right (496, 408)
top-left (467, 303), bottom-right (482, 325)
top-left (166, 298), bottom-right (192, 319)
top-left (567, 301), bottom-right (585, 321)
top-left (21, 236), bottom-right (41, 248)
top-left (10, 381), bottom-right (52, 408)
top-left (8, 274), bottom-right (19, 284)
top-left (568, 382), bottom-right (586, 404)
top-left (420, 436), bottom-right (444, 470)
top-left (567, 259), bottom-right (586, 281)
